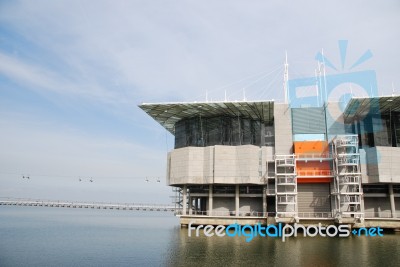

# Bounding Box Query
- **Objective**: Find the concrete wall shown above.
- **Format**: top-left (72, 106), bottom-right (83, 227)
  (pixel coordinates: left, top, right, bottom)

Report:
top-left (214, 145), bottom-right (260, 184)
top-left (274, 103), bottom-right (293, 154)
top-left (263, 146), bottom-right (274, 162)
top-left (239, 197), bottom-right (263, 214)
top-left (359, 148), bottom-right (369, 183)
top-left (167, 145), bottom-right (273, 185)
top-left (167, 146), bottom-right (213, 185)
top-left (212, 197), bottom-right (235, 213)
top-left (364, 197), bottom-right (391, 216)
top-left (325, 102), bottom-right (346, 142)
top-left (395, 198), bottom-right (400, 215)
top-left (364, 146), bottom-right (400, 183)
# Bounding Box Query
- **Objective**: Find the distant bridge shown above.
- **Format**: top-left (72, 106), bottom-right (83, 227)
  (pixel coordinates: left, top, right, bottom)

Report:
top-left (0, 198), bottom-right (177, 212)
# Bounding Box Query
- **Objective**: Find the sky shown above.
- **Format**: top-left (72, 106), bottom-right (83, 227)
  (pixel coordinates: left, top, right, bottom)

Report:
top-left (0, 0), bottom-right (399, 204)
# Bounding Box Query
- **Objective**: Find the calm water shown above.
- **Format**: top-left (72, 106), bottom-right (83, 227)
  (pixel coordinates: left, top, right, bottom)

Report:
top-left (1, 206), bottom-right (400, 267)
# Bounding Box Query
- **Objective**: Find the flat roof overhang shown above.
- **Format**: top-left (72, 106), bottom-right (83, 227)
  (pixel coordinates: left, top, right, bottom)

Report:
top-left (139, 100), bottom-right (274, 134)
top-left (343, 95), bottom-right (400, 123)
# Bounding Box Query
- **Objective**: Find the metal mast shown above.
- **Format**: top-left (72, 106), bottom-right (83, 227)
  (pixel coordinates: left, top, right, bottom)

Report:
top-left (283, 51), bottom-right (289, 104)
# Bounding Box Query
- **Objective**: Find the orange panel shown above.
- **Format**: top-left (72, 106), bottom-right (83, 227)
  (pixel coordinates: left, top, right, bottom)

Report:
top-left (297, 178), bottom-right (331, 183)
top-left (295, 141), bottom-right (332, 179)
top-left (294, 141), bottom-right (329, 155)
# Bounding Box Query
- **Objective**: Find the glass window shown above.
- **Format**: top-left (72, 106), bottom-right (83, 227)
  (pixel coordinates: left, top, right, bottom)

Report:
top-left (393, 112), bottom-right (400, 147)
top-left (174, 116), bottom-right (263, 148)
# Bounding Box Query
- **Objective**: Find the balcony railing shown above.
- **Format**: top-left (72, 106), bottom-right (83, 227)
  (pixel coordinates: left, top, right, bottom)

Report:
top-left (340, 195), bottom-right (361, 203)
top-left (176, 210), bottom-right (274, 217)
top-left (276, 212), bottom-right (297, 218)
top-left (266, 188), bottom-right (276, 195)
top-left (338, 157), bottom-right (359, 165)
top-left (297, 212), bottom-right (333, 218)
top-left (177, 210), bottom-right (400, 219)
top-left (297, 170), bottom-right (334, 177)
top-left (295, 153), bottom-right (332, 159)
top-left (277, 195), bottom-right (296, 204)
top-left (339, 176), bottom-right (360, 184)
top-left (334, 135), bottom-right (358, 146)
top-left (364, 211), bottom-right (399, 218)
top-left (276, 158), bottom-right (295, 166)
top-left (276, 177), bottom-right (296, 184)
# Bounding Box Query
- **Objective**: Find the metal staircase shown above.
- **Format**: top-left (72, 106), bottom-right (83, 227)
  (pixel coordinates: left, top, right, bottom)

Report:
top-left (171, 187), bottom-right (183, 214)
top-left (332, 135), bottom-right (363, 220)
top-left (275, 154), bottom-right (297, 219)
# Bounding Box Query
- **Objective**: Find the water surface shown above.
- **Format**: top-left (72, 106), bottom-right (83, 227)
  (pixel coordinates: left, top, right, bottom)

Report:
top-left (0, 206), bottom-right (399, 266)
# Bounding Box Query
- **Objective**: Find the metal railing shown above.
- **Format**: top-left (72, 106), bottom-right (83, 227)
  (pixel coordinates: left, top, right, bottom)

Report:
top-left (276, 177), bottom-right (296, 184)
top-left (334, 135), bottom-right (358, 146)
top-left (277, 195), bottom-right (296, 203)
top-left (0, 198), bottom-right (175, 211)
top-left (339, 176), bottom-right (360, 184)
top-left (364, 211), bottom-right (400, 218)
top-left (339, 187), bottom-right (362, 193)
top-left (275, 212), bottom-right (296, 218)
top-left (178, 210), bottom-right (400, 220)
top-left (176, 210), bottom-right (272, 217)
top-left (266, 188), bottom-right (276, 195)
top-left (275, 156), bottom-right (295, 166)
top-left (297, 212), bottom-right (333, 218)
top-left (338, 157), bottom-right (359, 165)
top-left (340, 195), bottom-right (361, 203)
top-left (297, 170), bottom-right (334, 177)
top-left (295, 153), bottom-right (332, 159)
top-left (337, 171), bottom-right (362, 176)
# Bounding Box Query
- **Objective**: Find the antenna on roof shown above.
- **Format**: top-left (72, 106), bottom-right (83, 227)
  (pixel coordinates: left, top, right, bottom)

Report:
top-left (283, 51), bottom-right (289, 104)
top-left (392, 82), bottom-right (395, 96)
top-left (243, 88), bottom-right (246, 101)
top-left (316, 61), bottom-right (323, 105)
top-left (224, 90), bottom-right (227, 102)
top-left (315, 69), bottom-right (319, 107)
top-left (321, 49), bottom-right (328, 103)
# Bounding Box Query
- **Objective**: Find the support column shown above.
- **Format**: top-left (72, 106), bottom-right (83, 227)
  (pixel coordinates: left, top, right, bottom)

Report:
top-left (182, 185), bottom-right (187, 215)
top-left (188, 196), bottom-right (192, 215)
top-left (263, 185), bottom-right (267, 216)
top-left (389, 184), bottom-right (396, 218)
top-left (235, 185), bottom-right (240, 216)
top-left (208, 185), bottom-right (213, 216)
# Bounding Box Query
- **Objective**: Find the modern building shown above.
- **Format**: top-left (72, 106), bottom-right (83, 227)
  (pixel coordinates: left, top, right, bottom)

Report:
top-left (139, 95), bottom-right (400, 227)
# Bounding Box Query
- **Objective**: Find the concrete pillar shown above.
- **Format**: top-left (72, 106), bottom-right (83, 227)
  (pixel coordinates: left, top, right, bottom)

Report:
top-left (208, 184), bottom-right (213, 216)
top-left (188, 196), bottom-right (192, 215)
top-left (182, 185), bottom-right (187, 215)
top-left (235, 184), bottom-right (240, 216)
top-left (389, 184), bottom-right (396, 218)
top-left (263, 185), bottom-right (267, 216)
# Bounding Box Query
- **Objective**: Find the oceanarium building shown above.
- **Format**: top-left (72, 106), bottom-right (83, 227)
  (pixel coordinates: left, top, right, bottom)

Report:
top-left (140, 96), bottom-right (400, 227)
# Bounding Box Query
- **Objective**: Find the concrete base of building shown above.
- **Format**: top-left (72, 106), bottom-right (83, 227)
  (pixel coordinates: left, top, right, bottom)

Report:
top-left (179, 215), bottom-right (273, 226)
top-left (179, 215), bottom-right (400, 229)
top-left (354, 218), bottom-right (400, 229)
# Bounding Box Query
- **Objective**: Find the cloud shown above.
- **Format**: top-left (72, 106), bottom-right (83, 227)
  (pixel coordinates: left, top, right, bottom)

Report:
top-left (0, 51), bottom-right (132, 107)
top-left (2, 1), bottom-right (399, 102)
